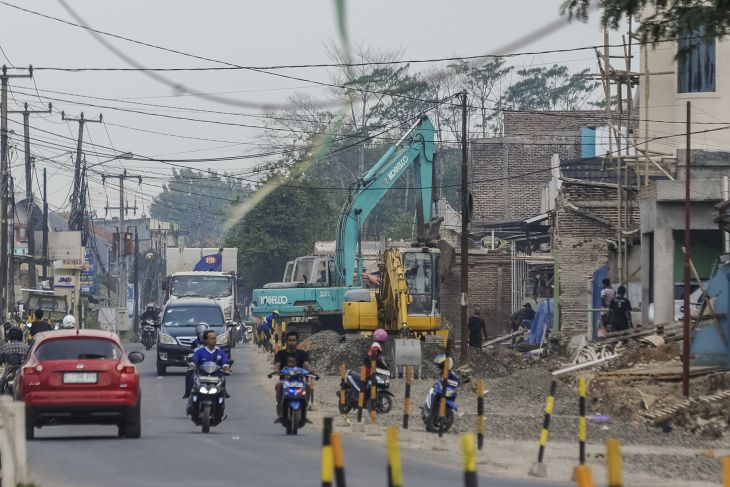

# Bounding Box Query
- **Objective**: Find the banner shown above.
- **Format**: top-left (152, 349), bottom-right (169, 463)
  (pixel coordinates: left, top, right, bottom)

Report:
top-left (193, 253), bottom-right (222, 272)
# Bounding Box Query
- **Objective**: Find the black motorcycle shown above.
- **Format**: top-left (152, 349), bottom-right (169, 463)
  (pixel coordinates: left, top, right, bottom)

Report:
top-left (0, 353), bottom-right (25, 395)
top-left (187, 361), bottom-right (230, 433)
top-left (270, 367), bottom-right (319, 435)
top-left (140, 319), bottom-right (157, 350)
top-left (337, 366), bottom-right (394, 415)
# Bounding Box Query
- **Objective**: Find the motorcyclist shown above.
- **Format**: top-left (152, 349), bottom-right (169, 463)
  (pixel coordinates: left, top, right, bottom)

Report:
top-left (433, 354), bottom-right (458, 382)
top-left (60, 314), bottom-right (76, 329)
top-left (140, 302), bottom-right (159, 323)
top-left (183, 323), bottom-right (211, 398)
top-left (363, 328), bottom-right (388, 376)
top-left (29, 309), bottom-right (51, 338)
top-left (185, 330), bottom-right (230, 401)
top-left (0, 328), bottom-right (28, 365)
top-left (273, 330), bottom-right (313, 422)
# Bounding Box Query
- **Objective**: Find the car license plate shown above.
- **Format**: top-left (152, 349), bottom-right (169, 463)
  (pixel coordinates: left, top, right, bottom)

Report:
top-left (63, 372), bottom-right (98, 384)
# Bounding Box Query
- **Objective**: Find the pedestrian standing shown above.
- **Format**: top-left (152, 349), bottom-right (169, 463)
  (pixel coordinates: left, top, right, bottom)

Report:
top-left (600, 278), bottom-right (616, 327)
top-left (467, 308), bottom-right (487, 348)
top-left (608, 286), bottom-right (633, 332)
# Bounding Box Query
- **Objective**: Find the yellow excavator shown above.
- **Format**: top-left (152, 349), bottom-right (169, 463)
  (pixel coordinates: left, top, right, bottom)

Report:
top-left (342, 245), bottom-right (441, 335)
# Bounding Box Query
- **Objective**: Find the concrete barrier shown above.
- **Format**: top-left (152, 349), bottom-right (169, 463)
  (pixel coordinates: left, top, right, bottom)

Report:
top-left (0, 396), bottom-right (27, 487)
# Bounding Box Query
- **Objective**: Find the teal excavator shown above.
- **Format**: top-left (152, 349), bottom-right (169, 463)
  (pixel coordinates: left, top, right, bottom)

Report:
top-left (251, 115), bottom-right (439, 332)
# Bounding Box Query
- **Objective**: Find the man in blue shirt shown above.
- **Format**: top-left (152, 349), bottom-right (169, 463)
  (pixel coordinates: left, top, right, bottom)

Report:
top-left (183, 330), bottom-right (230, 398)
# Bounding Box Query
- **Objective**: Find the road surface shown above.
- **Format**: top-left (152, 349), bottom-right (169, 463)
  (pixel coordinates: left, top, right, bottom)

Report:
top-left (27, 343), bottom-right (569, 487)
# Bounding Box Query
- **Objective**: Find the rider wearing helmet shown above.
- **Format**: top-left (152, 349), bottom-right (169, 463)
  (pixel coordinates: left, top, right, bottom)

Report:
top-left (191, 323), bottom-right (210, 350)
top-left (182, 323), bottom-right (211, 399)
top-left (60, 314), bottom-right (76, 329)
top-left (433, 354), bottom-right (459, 382)
top-left (363, 329), bottom-right (388, 376)
top-left (0, 327), bottom-right (29, 365)
top-left (140, 302), bottom-right (159, 323)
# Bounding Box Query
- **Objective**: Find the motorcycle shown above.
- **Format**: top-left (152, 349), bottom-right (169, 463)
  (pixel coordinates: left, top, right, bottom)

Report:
top-left (421, 372), bottom-right (460, 433)
top-left (0, 353), bottom-right (25, 396)
top-left (337, 366), bottom-right (394, 415)
top-left (140, 319), bottom-right (157, 350)
top-left (270, 367), bottom-right (319, 435)
top-left (187, 361), bottom-right (230, 433)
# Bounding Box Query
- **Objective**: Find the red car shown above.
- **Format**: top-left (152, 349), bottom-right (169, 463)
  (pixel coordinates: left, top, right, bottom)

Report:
top-left (16, 329), bottom-right (145, 440)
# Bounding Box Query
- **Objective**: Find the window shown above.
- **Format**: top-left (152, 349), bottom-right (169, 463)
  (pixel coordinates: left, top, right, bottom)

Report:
top-left (163, 305), bottom-right (224, 327)
top-left (36, 338), bottom-right (122, 361)
top-left (678, 27), bottom-right (716, 93)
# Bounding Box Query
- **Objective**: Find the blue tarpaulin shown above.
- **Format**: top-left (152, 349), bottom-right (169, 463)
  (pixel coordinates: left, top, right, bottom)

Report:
top-left (193, 253), bottom-right (223, 272)
top-left (527, 299), bottom-right (554, 345)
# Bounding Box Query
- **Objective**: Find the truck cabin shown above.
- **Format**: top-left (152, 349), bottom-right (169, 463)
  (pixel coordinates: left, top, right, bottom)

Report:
top-left (402, 250), bottom-right (440, 316)
top-left (24, 292), bottom-right (69, 326)
top-left (170, 274), bottom-right (234, 299)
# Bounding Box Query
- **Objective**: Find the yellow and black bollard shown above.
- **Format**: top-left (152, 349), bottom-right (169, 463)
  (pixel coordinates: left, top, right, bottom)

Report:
top-left (606, 438), bottom-right (623, 487)
top-left (331, 431), bottom-right (347, 487)
top-left (339, 364), bottom-right (347, 414)
top-left (357, 366), bottom-right (366, 423)
top-left (476, 379), bottom-right (485, 450)
top-left (462, 432), bottom-right (478, 487)
top-left (321, 417), bottom-right (334, 487)
top-left (403, 366), bottom-right (412, 429)
top-left (528, 380), bottom-right (557, 478)
top-left (724, 456), bottom-right (730, 487)
top-left (578, 376), bottom-right (587, 465)
top-left (386, 426), bottom-right (403, 487)
top-left (438, 357), bottom-right (450, 438)
top-left (369, 359), bottom-right (378, 424)
top-left (280, 321), bottom-right (287, 347)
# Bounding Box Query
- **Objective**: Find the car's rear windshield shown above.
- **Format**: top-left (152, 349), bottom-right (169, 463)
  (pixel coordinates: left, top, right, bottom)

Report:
top-left (163, 305), bottom-right (224, 327)
top-left (36, 338), bottom-right (122, 361)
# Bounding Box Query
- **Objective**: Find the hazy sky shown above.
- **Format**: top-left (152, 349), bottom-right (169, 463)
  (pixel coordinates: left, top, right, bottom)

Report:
top-left (0, 0), bottom-right (624, 214)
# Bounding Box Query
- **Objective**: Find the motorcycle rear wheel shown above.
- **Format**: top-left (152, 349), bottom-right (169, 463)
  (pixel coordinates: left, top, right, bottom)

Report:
top-left (201, 403), bottom-right (211, 433)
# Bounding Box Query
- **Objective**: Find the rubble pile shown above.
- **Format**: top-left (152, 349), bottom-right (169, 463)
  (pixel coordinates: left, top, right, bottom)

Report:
top-left (671, 396), bottom-right (730, 439)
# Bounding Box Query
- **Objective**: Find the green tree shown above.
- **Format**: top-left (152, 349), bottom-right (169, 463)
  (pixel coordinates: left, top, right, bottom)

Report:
top-left (224, 177), bottom-right (337, 291)
top-left (561, 0), bottom-right (730, 46)
top-left (150, 168), bottom-right (251, 244)
top-left (505, 65), bottom-right (599, 111)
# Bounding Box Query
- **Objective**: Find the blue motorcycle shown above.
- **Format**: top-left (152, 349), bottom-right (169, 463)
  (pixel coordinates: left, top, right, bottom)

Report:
top-left (421, 371), bottom-right (459, 433)
top-left (270, 367), bottom-right (319, 435)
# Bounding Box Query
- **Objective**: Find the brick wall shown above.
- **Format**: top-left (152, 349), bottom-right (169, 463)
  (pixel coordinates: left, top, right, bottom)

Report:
top-left (554, 182), bottom-right (639, 336)
top-left (440, 252), bottom-right (512, 341)
top-left (471, 111), bottom-right (608, 224)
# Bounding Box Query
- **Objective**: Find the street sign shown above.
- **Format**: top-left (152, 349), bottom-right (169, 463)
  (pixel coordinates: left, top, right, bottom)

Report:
top-left (53, 274), bottom-right (76, 289)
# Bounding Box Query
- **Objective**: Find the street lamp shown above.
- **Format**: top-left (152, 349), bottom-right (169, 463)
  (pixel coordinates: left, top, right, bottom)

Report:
top-left (88, 151), bottom-right (134, 169)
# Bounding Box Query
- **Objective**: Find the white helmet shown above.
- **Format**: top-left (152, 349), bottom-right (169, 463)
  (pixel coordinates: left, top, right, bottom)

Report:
top-left (61, 314), bottom-right (76, 329)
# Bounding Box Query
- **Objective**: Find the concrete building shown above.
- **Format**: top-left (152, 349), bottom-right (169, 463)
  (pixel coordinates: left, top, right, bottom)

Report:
top-left (639, 29), bottom-right (730, 325)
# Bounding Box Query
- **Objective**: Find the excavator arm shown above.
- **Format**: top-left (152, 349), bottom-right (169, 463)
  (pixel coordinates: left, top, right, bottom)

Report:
top-left (379, 248), bottom-right (412, 332)
top-left (334, 116), bottom-right (435, 287)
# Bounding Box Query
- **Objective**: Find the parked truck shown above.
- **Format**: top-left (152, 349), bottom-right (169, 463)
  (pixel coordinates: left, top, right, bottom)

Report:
top-left (164, 247), bottom-right (239, 323)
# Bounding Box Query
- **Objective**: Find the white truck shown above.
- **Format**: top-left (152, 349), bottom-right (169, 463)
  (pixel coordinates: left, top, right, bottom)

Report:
top-left (164, 248), bottom-right (239, 322)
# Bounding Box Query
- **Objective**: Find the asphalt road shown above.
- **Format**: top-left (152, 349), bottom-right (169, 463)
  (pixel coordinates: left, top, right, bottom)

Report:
top-left (27, 343), bottom-right (569, 487)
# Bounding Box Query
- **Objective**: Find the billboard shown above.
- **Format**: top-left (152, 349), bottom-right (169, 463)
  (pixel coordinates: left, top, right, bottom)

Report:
top-left (80, 250), bottom-right (97, 295)
top-left (48, 231), bottom-right (82, 266)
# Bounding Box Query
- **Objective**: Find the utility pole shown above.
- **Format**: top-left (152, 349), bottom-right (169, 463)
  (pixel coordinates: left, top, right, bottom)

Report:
top-left (62, 111), bottom-right (102, 236)
top-left (7, 102), bottom-right (52, 288)
top-left (102, 170), bottom-right (141, 331)
top-left (460, 91), bottom-right (469, 363)
top-left (682, 101), bottom-right (692, 398)
top-left (133, 229), bottom-right (139, 334)
top-left (42, 168), bottom-right (48, 280)
top-left (1, 65), bottom-right (32, 321)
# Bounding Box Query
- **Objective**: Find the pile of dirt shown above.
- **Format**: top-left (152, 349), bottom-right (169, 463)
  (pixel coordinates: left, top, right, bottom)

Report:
top-left (305, 331), bottom-right (372, 375)
top-left (454, 346), bottom-right (532, 381)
